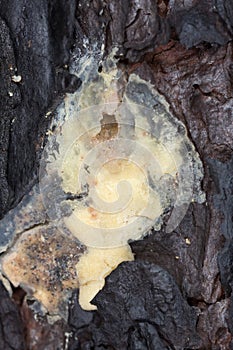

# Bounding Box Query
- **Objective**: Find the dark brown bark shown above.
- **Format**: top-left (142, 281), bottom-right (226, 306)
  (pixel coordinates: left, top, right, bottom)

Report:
top-left (0, 1), bottom-right (233, 349)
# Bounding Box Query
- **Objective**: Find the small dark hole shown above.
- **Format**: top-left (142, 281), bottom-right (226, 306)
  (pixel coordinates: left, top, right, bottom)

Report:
top-left (117, 57), bottom-right (129, 65)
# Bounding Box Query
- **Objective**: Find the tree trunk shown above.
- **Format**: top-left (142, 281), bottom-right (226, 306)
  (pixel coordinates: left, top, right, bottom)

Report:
top-left (0, 1), bottom-right (233, 349)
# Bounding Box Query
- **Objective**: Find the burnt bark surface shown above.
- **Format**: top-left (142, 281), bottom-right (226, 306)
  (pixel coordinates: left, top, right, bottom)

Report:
top-left (0, 282), bottom-right (25, 350)
top-left (0, 0), bottom-right (233, 349)
top-left (0, 0), bottom-right (80, 218)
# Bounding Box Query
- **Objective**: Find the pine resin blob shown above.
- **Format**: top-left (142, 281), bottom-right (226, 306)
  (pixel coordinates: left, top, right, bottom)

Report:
top-left (38, 68), bottom-right (205, 310)
top-left (1, 64), bottom-right (205, 313)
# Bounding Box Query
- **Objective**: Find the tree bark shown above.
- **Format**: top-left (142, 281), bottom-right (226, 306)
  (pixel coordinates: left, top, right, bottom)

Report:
top-left (0, 1), bottom-right (233, 349)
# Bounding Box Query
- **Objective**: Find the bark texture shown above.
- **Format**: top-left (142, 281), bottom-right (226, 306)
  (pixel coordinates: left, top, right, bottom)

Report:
top-left (0, 1), bottom-right (233, 349)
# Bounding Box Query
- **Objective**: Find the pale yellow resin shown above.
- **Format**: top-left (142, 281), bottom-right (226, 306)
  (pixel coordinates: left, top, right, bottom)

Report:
top-left (76, 245), bottom-right (134, 310)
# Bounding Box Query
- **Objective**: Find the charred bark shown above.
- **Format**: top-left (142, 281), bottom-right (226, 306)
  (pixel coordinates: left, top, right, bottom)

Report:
top-left (0, 1), bottom-right (233, 349)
